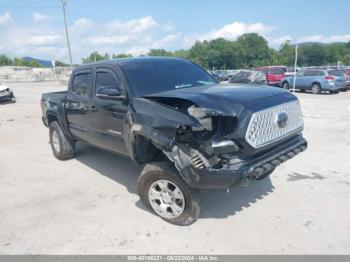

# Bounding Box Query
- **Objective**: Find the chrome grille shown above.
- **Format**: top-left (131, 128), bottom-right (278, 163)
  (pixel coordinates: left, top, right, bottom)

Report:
top-left (245, 100), bottom-right (304, 148)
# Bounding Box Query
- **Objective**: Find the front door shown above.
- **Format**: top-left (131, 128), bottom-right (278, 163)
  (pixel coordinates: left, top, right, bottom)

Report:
top-left (66, 70), bottom-right (93, 142)
top-left (89, 68), bottom-right (128, 155)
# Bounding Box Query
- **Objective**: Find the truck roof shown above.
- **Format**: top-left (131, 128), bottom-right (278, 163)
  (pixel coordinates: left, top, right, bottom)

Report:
top-left (74, 56), bottom-right (187, 71)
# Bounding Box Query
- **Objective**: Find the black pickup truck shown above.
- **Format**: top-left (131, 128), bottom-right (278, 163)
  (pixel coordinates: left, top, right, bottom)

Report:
top-left (41, 57), bottom-right (307, 225)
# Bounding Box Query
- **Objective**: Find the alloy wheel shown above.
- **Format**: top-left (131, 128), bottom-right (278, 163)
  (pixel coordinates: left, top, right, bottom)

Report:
top-left (148, 179), bottom-right (185, 219)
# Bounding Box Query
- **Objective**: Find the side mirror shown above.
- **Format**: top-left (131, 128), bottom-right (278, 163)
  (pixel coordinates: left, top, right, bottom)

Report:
top-left (96, 86), bottom-right (125, 100)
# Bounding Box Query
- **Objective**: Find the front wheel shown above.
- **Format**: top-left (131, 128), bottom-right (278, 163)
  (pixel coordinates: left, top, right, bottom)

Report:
top-left (138, 162), bottom-right (201, 226)
top-left (49, 121), bottom-right (75, 160)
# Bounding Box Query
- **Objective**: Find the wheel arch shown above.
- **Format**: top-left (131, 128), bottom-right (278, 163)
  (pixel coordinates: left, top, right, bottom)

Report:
top-left (311, 81), bottom-right (321, 88)
top-left (131, 134), bottom-right (166, 165)
top-left (46, 111), bottom-right (75, 140)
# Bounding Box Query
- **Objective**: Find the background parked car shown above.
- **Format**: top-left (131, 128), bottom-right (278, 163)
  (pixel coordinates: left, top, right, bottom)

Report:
top-left (212, 70), bottom-right (238, 81)
top-left (255, 66), bottom-right (287, 86)
top-left (328, 69), bottom-right (347, 91)
top-left (0, 83), bottom-right (16, 104)
top-left (280, 69), bottom-right (345, 94)
top-left (228, 70), bottom-right (267, 85)
top-left (285, 67), bottom-right (300, 77)
top-left (340, 68), bottom-right (350, 90)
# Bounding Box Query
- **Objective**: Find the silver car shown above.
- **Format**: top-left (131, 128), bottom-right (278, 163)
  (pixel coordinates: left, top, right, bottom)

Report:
top-left (280, 69), bottom-right (346, 94)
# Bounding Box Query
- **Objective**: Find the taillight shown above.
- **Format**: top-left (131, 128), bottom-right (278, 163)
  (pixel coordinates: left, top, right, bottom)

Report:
top-left (325, 75), bottom-right (335, 81)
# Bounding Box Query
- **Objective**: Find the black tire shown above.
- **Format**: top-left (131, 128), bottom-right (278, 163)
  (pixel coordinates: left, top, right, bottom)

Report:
top-left (311, 83), bottom-right (321, 94)
top-left (330, 90), bottom-right (339, 94)
top-left (138, 162), bottom-right (201, 226)
top-left (255, 168), bottom-right (275, 180)
top-left (282, 81), bottom-right (289, 90)
top-left (49, 121), bottom-right (75, 160)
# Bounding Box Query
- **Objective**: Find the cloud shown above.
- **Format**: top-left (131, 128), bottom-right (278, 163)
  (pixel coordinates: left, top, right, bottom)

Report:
top-left (70, 15), bottom-right (180, 56)
top-left (298, 34), bottom-right (350, 43)
top-left (33, 13), bottom-right (50, 22)
top-left (28, 34), bottom-right (62, 45)
top-left (107, 15), bottom-right (158, 33)
top-left (269, 35), bottom-right (293, 47)
top-left (71, 18), bottom-right (95, 30)
top-left (126, 32), bottom-right (182, 55)
top-left (0, 12), bottom-right (11, 25)
top-left (184, 22), bottom-right (273, 47)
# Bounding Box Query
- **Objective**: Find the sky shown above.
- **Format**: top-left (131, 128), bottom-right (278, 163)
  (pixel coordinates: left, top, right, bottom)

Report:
top-left (0, 0), bottom-right (349, 63)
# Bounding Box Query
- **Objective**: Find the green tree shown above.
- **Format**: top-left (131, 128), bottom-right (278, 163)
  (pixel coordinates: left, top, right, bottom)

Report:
top-left (277, 41), bottom-right (295, 66)
top-left (299, 44), bottom-right (327, 66)
top-left (172, 49), bottom-right (189, 59)
top-left (82, 51), bottom-right (110, 63)
top-left (188, 40), bottom-right (210, 68)
top-left (147, 49), bottom-right (173, 56)
top-left (112, 53), bottom-right (133, 58)
top-left (236, 33), bottom-right (270, 68)
top-left (0, 55), bottom-right (12, 66)
top-left (54, 60), bottom-right (69, 67)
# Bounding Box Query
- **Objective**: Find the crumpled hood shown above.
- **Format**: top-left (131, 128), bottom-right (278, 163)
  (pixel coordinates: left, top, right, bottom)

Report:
top-left (145, 84), bottom-right (294, 116)
top-left (0, 85), bottom-right (9, 92)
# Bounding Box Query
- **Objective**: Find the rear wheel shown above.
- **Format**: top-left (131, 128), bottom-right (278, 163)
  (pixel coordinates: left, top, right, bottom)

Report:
top-left (138, 162), bottom-right (201, 226)
top-left (282, 81), bottom-right (289, 90)
top-left (311, 83), bottom-right (321, 94)
top-left (49, 121), bottom-right (75, 160)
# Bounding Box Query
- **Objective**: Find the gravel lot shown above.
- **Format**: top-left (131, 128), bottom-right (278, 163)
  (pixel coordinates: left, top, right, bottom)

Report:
top-left (0, 82), bottom-right (350, 255)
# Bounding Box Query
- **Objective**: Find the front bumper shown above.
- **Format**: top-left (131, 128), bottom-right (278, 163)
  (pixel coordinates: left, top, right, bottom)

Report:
top-left (0, 91), bottom-right (16, 103)
top-left (186, 135), bottom-right (307, 189)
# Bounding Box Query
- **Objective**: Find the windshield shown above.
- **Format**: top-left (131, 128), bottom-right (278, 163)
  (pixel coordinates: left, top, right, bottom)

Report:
top-left (269, 67), bottom-right (287, 75)
top-left (122, 59), bottom-right (218, 97)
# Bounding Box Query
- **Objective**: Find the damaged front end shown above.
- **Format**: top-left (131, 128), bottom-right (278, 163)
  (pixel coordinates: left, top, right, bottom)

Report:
top-left (129, 92), bottom-right (307, 189)
top-left (0, 85), bottom-right (16, 104)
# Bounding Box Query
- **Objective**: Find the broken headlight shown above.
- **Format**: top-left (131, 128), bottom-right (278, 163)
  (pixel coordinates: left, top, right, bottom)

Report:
top-left (187, 105), bottom-right (212, 131)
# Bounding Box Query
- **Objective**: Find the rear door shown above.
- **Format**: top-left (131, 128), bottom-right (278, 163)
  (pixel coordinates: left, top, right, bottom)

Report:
top-left (89, 67), bottom-right (128, 155)
top-left (294, 70), bottom-right (306, 88)
top-left (298, 70), bottom-right (315, 89)
top-left (66, 69), bottom-right (93, 141)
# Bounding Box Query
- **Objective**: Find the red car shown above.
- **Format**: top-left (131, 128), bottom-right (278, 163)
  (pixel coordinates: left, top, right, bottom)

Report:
top-left (256, 66), bottom-right (287, 86)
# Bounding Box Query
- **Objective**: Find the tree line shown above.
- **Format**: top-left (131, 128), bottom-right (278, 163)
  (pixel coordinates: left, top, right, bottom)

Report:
top-left (0, 55), bottom-right (69, 68)
top-left (81, 33), bottom-right (350, 69)
top-left (1, 33), bottom-right (350, 69)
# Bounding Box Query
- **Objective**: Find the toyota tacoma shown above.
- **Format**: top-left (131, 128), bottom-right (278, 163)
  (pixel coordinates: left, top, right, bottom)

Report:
top-left (41, 57), bottom-right (307, 225)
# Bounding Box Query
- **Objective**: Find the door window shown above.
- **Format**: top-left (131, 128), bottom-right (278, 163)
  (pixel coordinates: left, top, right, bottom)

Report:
top-left (95, 71), bottom-right (120, 94)
top-left (72, 73), bottom-right (91, 96)
top-left (303, 70), bottom-right (318, 77)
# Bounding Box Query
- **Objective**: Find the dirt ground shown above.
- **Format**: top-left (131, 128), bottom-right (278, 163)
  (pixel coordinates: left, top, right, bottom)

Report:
top-left (0, 82), bottom-right (350, 254)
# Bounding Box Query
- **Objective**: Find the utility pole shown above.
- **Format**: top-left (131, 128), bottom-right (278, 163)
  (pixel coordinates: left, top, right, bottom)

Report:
top-left (61, 0), bottom-right (73, 67)
top-left (293, 44), bottom-right (299, 93)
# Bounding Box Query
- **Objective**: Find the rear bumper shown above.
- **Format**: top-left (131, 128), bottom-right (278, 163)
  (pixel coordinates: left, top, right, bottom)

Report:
top-left (186, 135), bottom-right (307, 189)
top-left (322, 82), bottom-right (341, 91)
top-left (267, 81), bottom-right (281, 86)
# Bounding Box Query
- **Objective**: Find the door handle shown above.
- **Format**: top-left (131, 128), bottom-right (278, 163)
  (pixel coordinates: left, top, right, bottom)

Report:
top-left (90, 105), bottom-right (98, 112)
